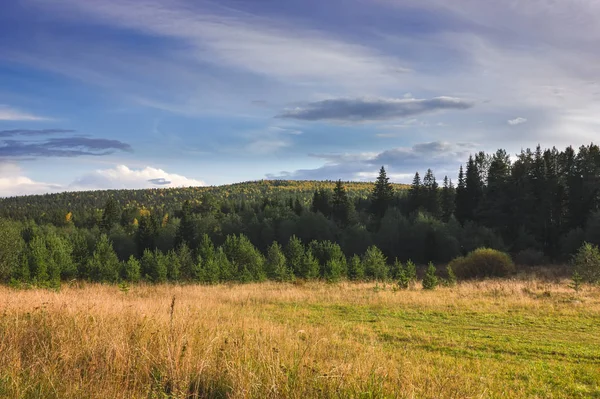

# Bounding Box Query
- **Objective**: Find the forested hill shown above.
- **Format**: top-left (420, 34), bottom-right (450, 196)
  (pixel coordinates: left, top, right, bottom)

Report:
top-left (0, 179), bottom-right (410, 224)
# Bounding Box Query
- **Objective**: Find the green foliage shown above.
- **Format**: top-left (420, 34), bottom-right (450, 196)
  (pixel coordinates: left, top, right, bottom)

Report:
top-left (397, 266), bottom-right (409, 290)
top-left (348, 255), bottom-right (365, 281)
top-left (223, 235), bottom-right (266, 282)
top-left (177, 243), bottom-right (195, 281)
top-left (166, 249), bottom-right (181, 281)
top-left (123, 255), bottom-right (141, 282)
top-left (88, 234), bottom-right (120, 283)
top-left (371, 166), bottom-right (394, 218)
top-left (362, 245), bottom-right (388, 281)
top-left (571, 242), bottom-right (600, 284)
top-left (300, 249), bottom-right (320, 280)
top-left (422, 262), bottom-right (438, 290)
top-left (445, 264), bottom-right (457, 287)
top-left (309, 240), bottom-right (347, 279)
top-left (570, 270), bottom-right (583, 292)
top-left (266, 242), bottom-right (293, 282)
top-left (450, 248), bottom-right (515, 279)
top-left (405, 260), bottom-right (417, 283)
top-left (324, 259), bottom-right (343, 282)
top-left (0, 219), bottom-right (24, 282)
top-left (285, 235), bottom-right (305, 277)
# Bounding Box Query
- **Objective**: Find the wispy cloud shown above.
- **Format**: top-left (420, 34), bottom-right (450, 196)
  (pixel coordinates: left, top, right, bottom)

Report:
top-left (0, 129), bottom-right (75, 137)
top-left (277, 96), bottom-right (474, 122)
top-left (269, 141), bottom-right (475, 181)
top-left (508, 117), bottom-right (527, 126)
top-left (0, 137), bottom-right (132, 158)
top-left (0, 105), bottom-right (50, 121)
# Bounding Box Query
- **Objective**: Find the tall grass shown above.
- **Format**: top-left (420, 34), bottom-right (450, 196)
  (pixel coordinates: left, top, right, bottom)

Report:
top-left (0, 279), bottom-right (598, 398)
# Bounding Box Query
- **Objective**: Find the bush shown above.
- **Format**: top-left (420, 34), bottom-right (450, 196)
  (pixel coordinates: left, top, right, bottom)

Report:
top-left (514, 249), bottom-right (546, 267)
top-left (571, 242), bottom-right (600, 284)
top-left (450, 248), bottom-right (515, 279)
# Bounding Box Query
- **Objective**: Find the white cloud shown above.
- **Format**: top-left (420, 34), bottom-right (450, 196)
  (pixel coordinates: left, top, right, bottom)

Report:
top-left (0, 105), bottom-right (49, 121)
top-left (0, 164), bottom-right (205, 197)
top-left (508, 117), bottom-right (528, 126)
top-left (0, 163), bottom-right (62, 197)
top-left (70, 165), bottom-right (205, 190)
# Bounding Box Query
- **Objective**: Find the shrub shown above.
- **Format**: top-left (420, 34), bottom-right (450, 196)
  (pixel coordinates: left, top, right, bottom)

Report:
top-left (571, 242), bottom-right (600, 284)
top-left (422, 262), bottom-right (438, 290)
top-left (450, 248), bottom-right (515, 279)
top-left (514, 249), bottom-right (546, 267)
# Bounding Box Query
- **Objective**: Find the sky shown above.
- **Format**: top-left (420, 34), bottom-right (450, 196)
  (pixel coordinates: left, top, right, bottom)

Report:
top-left (1, 0), bottom-right (599, 196)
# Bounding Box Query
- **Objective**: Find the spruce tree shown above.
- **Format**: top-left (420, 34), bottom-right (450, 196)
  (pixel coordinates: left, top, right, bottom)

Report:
top-left (285, 235), bottom-right (305, 277)
top-left (371, 166), bottom-right (394, 218)
top-left (423, 169), bottom-right (440, 218)
top-left (123, 255), bottom-right (141, 282)
top-left (422, 262), bottom-right (438, 290)
top-left (332, 180), bottom-right (354, 227)
top-left (408, 172), bottom-right (423, 214)
top-left (348, 254), bottom-right (365, 281)
top-left (441, 176), bottom-right (456, 222)
top-left (88, 234), bottom-right (120, 283)
top-left (363, 245), bottom-right (388, 281)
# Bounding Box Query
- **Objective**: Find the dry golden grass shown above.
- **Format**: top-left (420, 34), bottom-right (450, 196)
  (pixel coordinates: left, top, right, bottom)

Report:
top-left (0, 279), bottom-right (599, 398)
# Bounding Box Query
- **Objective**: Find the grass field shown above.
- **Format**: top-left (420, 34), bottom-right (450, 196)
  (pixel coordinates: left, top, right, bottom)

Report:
top-left (0, 278), bottom-right (599, 398)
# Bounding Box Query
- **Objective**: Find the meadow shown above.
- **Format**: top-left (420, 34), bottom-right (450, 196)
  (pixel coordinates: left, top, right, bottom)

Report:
top-left (0, 278), bottom-right (598, 398)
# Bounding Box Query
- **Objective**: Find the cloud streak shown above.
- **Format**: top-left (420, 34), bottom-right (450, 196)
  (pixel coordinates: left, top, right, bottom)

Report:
top-left (277, 96), bottom-right (474, 122)
top-left (0, 137), bottom-right (132, 158)
top-left (0, 129), bottom-right (75, 137)
top-left (269, 141), bottom-right (475, 181)
top-left (0, 105), bottom-right (50, 121)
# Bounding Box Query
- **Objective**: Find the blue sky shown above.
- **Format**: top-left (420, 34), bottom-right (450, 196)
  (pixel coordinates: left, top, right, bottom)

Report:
top-left (1, 0), bottom-right (599, 196)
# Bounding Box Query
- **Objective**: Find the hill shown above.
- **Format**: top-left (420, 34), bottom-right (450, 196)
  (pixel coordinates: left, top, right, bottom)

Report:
top-left (0, 179), bottom-right (409, 223)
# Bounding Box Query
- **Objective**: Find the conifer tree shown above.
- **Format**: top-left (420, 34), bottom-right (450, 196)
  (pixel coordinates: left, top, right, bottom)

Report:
top-left (408, 172), bottom-right (423, 214)
top-left (348, 254), bottom-right (365, 281)
top-left (285, 235), bottom-right (305, 277)
top-left (332, 180), bottom-right (354, 227)
top-left (441, 176), bottom-right (456, 222)
top-left (363, 245), bottom-right (388, 281)
top-left (123, 255), bottom-right (141, 282)
top-left (88, 234), bottom-right (120, 283)
top-left (266, 242), bottom-right (293, 281)
top-left (371, 166), bottom-right (394, 218)
top-left (423, 169), bottom-right (441, 218)
top-left (422, 262), bottom-right (438, 290)
top-left (301, 249), bottom-right (320, 280)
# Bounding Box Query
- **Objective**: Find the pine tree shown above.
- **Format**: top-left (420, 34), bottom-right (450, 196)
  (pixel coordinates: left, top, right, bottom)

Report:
top-left (177, 243), bottom-right (195, 281)
top-left (405, 259), bottom-right (417, 283)
top-left (332, 180), bottom-right (354, 227)
top-left (348, 254), bottom-right (365, 281)
top-left (455, 165), bottom-right (469, 224)
top-left (88, 234), bottom-right (120, 283)
top-left (441, 176), bottom-right (456, 222)
top-left (423, 169), bottom-right (440, 218)
top-left (100, 198), bottom-right (120, 233)
top-left (422, 262), bottom-right (438, 290)
top-left (371, 166), bottom-right (394, 218)
top-left (408, 172), bottom-right (423, 214)
top-left (123, 255), bottom-right (141, 282)
top-left (175, 200), bottom-right (197, 250)
top-left (266, 242), bottom-right (293, 281)
top-left (301, 249), bottom-right (320, 280)
top-left (285, 235), bottom-right (305, 277)
top-left (363, 245), bottom-right (388, 281)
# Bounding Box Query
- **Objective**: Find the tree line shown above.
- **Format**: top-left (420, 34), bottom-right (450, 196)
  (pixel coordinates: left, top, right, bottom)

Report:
top-left (1, 143), bottom-right (600, 286)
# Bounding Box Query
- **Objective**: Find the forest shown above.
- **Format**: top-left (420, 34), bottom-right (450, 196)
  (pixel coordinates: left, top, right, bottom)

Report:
top-left (1, 143), bottom-right (600, 287)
